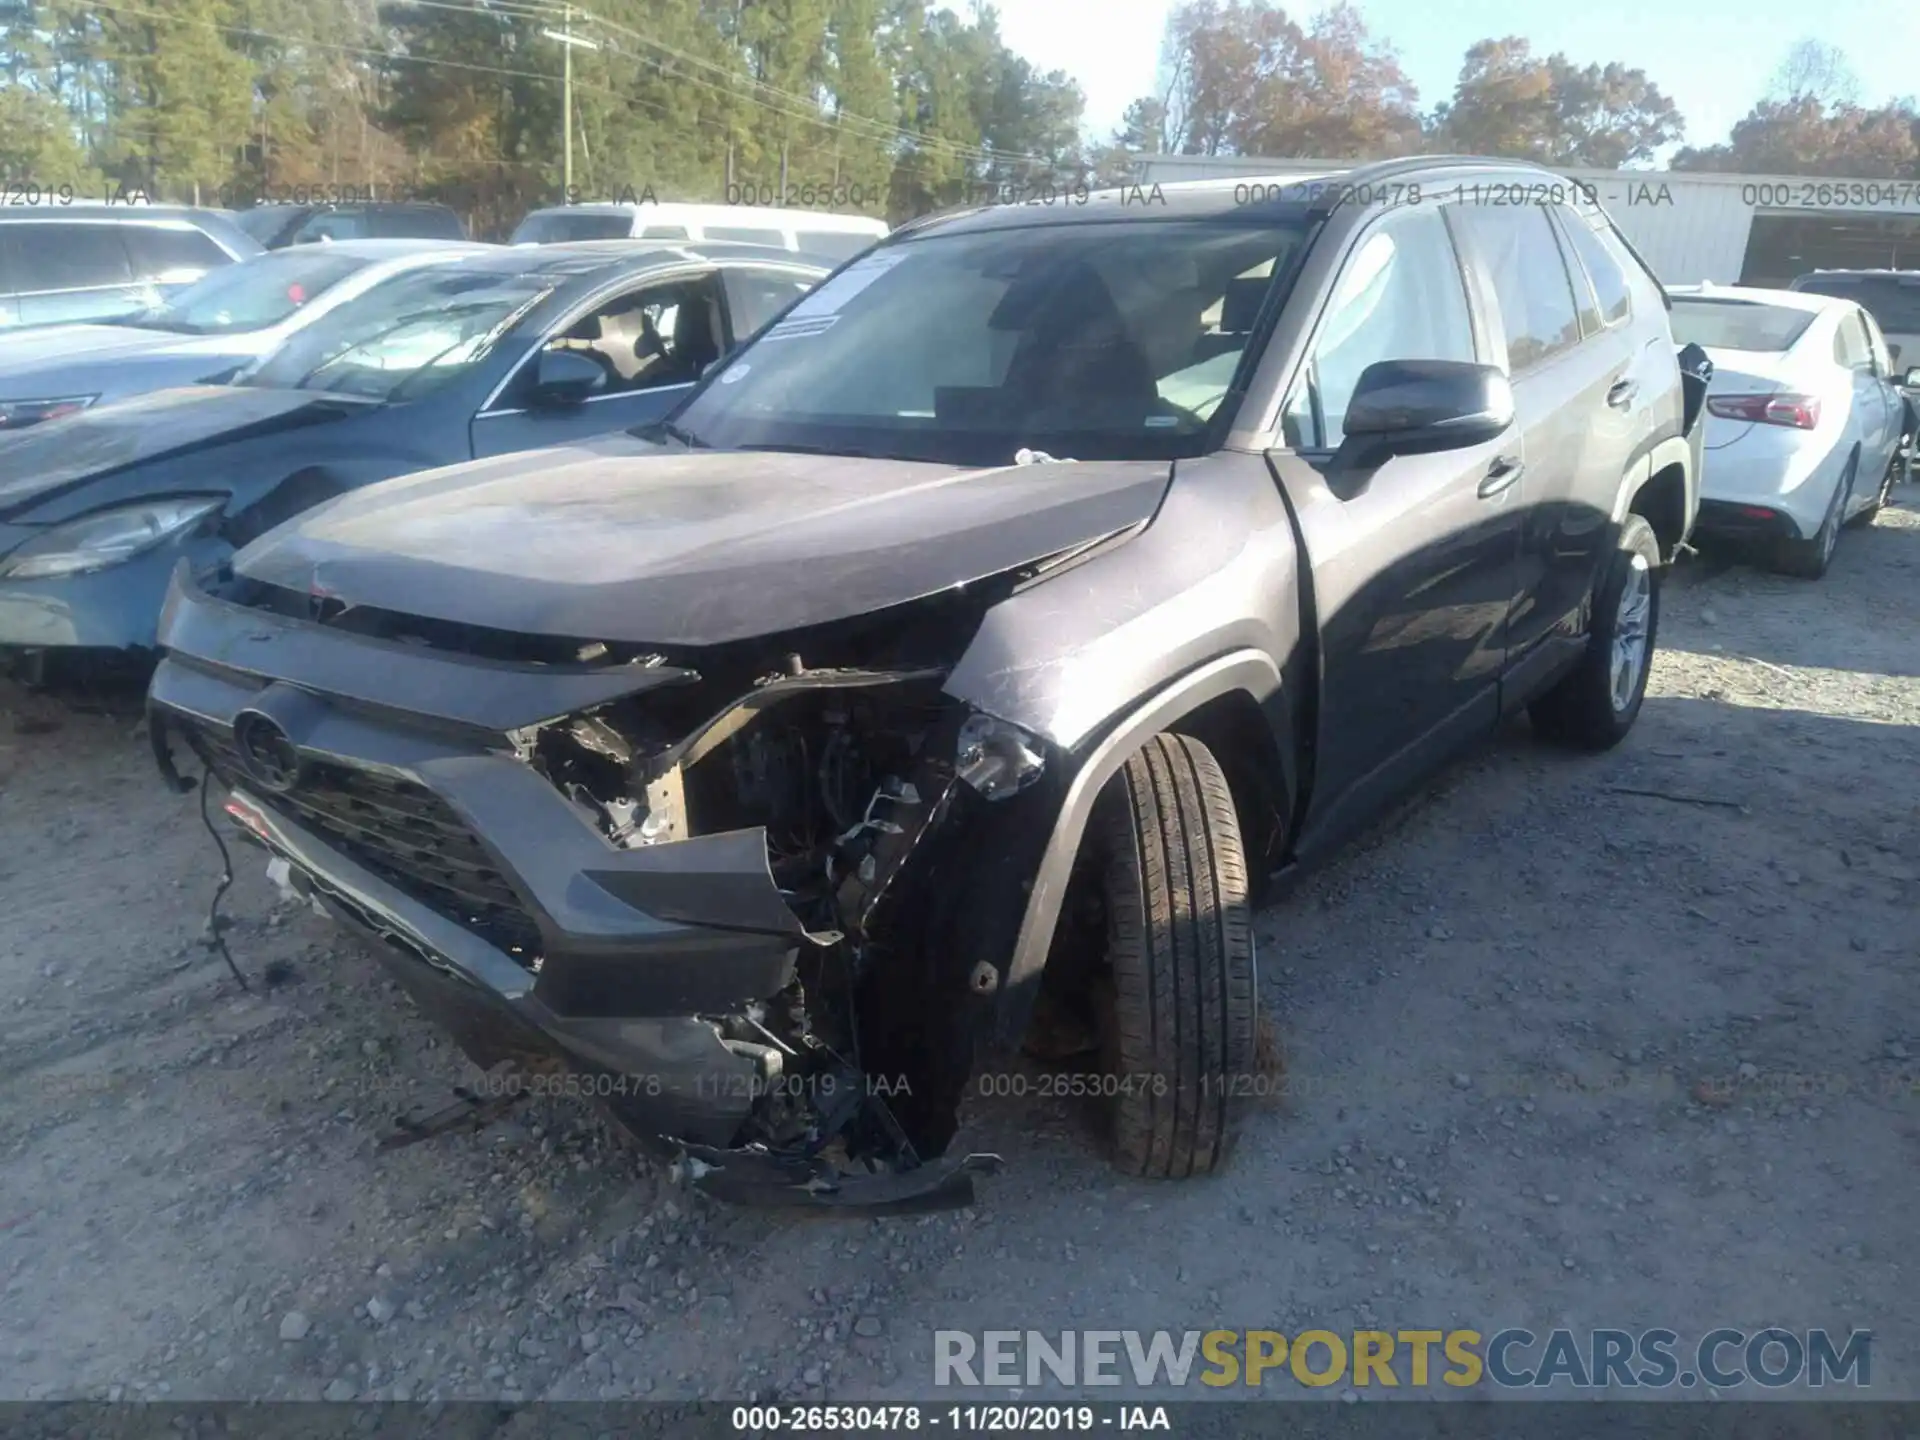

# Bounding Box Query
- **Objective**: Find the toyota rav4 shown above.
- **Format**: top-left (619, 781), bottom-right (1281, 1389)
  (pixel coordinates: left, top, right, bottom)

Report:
top-left (147, 157), bottom-right (1707, 1211)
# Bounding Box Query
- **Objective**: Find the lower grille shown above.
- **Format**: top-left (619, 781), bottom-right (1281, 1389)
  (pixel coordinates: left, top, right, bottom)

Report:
top-left (175, 717), bottom-right (544, 964)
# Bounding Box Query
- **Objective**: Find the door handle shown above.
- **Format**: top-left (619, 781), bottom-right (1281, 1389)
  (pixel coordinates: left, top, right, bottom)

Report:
top-left (1607, 378), bottom-right (1638, 409)
top-left (1478, 456), bottom-right (1524, 499)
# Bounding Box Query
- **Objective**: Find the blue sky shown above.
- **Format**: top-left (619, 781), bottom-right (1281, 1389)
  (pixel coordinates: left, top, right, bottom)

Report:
top-left (967, 0), bottom-right (1919, 154)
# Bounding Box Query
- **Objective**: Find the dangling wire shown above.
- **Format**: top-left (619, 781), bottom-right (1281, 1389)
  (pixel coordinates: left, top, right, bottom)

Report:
top-left (196, 771), bottom-right (250, 992)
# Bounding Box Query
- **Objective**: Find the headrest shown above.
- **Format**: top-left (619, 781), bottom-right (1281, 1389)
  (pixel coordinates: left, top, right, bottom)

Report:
top-left (1220, 277), bottom-right (1268, 333)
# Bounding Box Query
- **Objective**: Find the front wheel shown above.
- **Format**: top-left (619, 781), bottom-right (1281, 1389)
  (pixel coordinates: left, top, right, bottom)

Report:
top-left (1528, 513), bottom-right (1662, 751)
top-left (1090, 732), bottom-right (1258, 1178)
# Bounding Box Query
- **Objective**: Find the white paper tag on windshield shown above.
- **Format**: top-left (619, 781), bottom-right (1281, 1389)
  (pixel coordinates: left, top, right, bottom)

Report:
top-left (786, 250), bottom-right (909, 320)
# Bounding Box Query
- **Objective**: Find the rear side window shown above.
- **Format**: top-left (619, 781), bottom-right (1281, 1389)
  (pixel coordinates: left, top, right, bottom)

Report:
top-left (638, 225), bottom-right (691, 240)
top-left (369, 207), bottom-right (465, 240)
top-left (1453, 203), bottom-right (1582, 372)
top-left (796, 230), bottom-right (878, 262)
top-left (293, 209), bottom-right (368, 243)
top-left (724, 267), bottom-right (817, 337)
top-left (1557, 211), bottom-right (1631, 327)
top-left (705, 226), bottom-right (785, 247)
top-left (234, 207), bottom-right (298, 245)
top-left (1833, 313), bottom-right (1875, 371)
top-left (5, 223), bottom-right (133, 292)
top-left (124, 225), bottom-right (229, 277)
top-left (510, 211), bottom-right (635, 243)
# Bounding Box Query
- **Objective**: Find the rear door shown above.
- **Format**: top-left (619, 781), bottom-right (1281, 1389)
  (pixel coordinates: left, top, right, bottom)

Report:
top-left (1449, 200), bottom-right (1630, 688)
top-left (470, 271), bottom-right (728, 457)
top-left (1270, 200), bottom-right (1521, 849)
top-left (12, 222), bottom-right (147, 324)
top-left (1856, 309), bottom-right (1902, 494)
top-left (1836, 309), bottom-right (1894, 511)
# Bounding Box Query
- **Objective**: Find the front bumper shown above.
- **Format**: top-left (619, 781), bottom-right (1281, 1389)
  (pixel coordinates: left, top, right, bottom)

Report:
top-left (0, 530), bottom-right (227, 654)
top-left (147, 565), bottom-right (996, 1210)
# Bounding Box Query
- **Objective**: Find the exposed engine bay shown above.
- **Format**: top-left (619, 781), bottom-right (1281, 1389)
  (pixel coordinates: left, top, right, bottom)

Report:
top-left (506, 648), bottom-right (1051, 1205)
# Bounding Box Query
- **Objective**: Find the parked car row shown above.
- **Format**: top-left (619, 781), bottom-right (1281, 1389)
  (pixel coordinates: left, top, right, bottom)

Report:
top-left (0, 240), bottom-right (829, 665)
top-left (0, 198), bottom-right (884, 331)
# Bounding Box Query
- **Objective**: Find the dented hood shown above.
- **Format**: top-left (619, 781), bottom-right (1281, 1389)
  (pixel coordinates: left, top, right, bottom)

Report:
top-left (234, 437), bottom-right (1171, 646)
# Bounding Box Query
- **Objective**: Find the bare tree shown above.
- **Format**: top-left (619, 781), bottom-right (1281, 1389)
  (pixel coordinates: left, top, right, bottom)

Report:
top-left (1766, 38), bottom-right (1860, 107)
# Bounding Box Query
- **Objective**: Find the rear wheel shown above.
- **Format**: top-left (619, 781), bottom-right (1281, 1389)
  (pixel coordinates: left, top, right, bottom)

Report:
top-left (1849, 446), bottom-right (1903, 526)
top-left (1528, 513), bottom-right (1661, 751)
top-left (1775, 457), bottom-right (1851, 578)
top-left (1089, 733), bottom-right (1257, 1178)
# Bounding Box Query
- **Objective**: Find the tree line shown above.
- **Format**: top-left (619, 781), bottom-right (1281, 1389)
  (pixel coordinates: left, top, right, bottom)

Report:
top-left (1, 0), bottom-right (1915, 237)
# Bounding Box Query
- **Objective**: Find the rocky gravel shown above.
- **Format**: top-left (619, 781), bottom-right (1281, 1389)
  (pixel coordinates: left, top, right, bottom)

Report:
top-left (2, 490), bottom-right (1916, 1403)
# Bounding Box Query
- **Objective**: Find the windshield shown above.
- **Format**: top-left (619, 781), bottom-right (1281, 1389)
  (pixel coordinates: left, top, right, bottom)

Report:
top-left (511, 210), bottom-right (633, 243)
top-left (1670, 299), bottom-right (1817, 352)
top-left (112, 249), bottom-right (370, 336)
top-left (241, 264), bottom-right (552, 400)
top-left (1794, 276), bottom-right (1920, 333)
top-left (673, 220), bottom-right (1307, 466)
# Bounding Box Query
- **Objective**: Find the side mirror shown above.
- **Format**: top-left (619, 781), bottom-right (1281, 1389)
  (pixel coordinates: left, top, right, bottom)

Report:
top-left (530, 349), bottom-right (607, 408)
top-left (1903, 365), bottom-right (1920, 389)
top-left (1335, 359), bottom-right (1513, 472)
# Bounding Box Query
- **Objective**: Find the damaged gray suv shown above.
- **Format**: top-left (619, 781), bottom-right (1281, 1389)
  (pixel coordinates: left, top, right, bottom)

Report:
top-left (147, 157), bottom-right (1705, 1211)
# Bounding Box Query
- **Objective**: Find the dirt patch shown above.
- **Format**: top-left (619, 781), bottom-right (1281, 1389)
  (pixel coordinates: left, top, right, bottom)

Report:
top-left (3, 492), bottom-right (1916, 1402)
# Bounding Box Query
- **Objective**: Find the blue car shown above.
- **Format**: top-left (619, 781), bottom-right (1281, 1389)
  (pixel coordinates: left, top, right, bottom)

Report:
top-left (0, 241), bottom-right (827, 671)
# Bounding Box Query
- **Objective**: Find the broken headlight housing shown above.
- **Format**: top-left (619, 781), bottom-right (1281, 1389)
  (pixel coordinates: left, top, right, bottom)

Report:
top-left (954, 711), bottom-right (1045, 800)
top-left (0, 394), bottom-right (98, 430)
top-left (0, 496), bottom-right (224, 580)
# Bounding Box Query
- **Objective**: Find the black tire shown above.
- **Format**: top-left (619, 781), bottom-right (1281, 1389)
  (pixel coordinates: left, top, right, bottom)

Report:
top-left (1854, 435), bottom-right (1909, 523)
top-left (1775, 457), bottom-right (1851, 578)
top-left (1090, 732), bottom-right (1256, 1179)
top-left (1528, 513), bottom-right (1662, 751)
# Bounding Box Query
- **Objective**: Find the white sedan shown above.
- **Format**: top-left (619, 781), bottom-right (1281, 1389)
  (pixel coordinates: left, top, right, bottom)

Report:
top-left (1670, 284), bottom-right (1911, 578)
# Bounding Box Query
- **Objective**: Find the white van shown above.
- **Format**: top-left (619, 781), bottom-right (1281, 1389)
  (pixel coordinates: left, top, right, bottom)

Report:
top-left (509, 202), bottom-right (886, 262)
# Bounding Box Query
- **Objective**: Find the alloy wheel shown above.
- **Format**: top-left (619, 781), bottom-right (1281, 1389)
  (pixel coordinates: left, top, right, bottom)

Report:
top-left (1609, 557), bottom-right (1652, 713)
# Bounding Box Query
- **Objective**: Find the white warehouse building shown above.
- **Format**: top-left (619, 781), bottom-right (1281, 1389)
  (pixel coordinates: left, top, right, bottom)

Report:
top-left (1133, 153), bottom-right (1920, 287)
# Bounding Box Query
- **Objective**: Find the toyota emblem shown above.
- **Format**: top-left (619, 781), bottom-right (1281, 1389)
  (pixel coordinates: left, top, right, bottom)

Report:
top-left (232, 710), bottom-right (303, 794)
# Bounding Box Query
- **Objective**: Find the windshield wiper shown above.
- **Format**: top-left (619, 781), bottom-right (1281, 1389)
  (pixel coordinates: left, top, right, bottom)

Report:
top-left (635, 418), bottom-right (708, 448)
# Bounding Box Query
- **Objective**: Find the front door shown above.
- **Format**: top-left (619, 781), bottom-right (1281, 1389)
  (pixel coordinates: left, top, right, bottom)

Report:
top-left (1270, 201), bottom-right (1524, 856)
top-left (470, 273), bottom-right (730, 458)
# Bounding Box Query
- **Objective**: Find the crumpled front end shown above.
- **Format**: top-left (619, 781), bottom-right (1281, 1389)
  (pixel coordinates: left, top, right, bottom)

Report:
top-left (146, 562), bottom-right (1059, 1210)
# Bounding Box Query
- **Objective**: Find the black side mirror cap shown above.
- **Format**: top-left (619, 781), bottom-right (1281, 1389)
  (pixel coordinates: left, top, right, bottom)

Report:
top-left (530, 349), bottom-right (607, 408)
top-left (1334, 359), bottom-right (1514, 472)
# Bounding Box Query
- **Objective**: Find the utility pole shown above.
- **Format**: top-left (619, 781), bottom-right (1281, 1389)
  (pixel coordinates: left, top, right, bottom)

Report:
top-left (542, 10), bottom-right (598, 201)
top-left (561, 4), bottom-right (571, 198)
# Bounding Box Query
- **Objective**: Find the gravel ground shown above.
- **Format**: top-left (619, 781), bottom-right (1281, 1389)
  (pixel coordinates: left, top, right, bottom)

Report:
top-left (2, 491), bottom-right (1916, 1405)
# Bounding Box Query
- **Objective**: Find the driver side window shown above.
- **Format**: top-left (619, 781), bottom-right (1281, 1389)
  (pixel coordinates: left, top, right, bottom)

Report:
top-left (1282, 206), bottom-right (1475, 451)
top-left (535, 275), bottom-right (726, 399)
